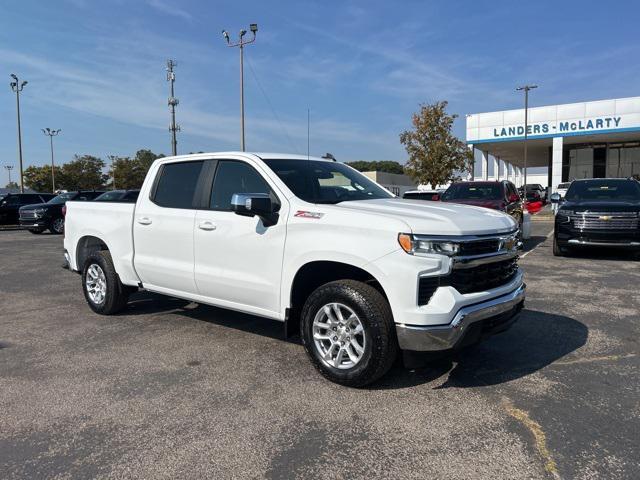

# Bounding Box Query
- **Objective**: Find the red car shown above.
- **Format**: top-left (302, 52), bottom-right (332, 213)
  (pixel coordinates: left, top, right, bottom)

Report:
top-left (440, 180), bottom-right (524, 229)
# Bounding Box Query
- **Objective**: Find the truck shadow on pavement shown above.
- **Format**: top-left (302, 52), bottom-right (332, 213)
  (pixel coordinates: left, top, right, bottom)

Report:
top-left (521, 235), bottom-right (548, 252)
top-left (124, 292), bottom-right (301, 344)
top-left (123, 294), bottom-right (587, 390)
top-left (374, 309), bottom-right (588, 390)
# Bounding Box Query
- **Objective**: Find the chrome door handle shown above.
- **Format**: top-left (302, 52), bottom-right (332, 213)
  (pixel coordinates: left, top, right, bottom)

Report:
top-left (198, 221), bottom-right (217, 231)
top-left (138, 217), bottom-right (152, 225)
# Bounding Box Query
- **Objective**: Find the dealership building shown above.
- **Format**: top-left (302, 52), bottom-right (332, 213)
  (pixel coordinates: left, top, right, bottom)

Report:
top-left (466, 96), bottom-right (640, 191)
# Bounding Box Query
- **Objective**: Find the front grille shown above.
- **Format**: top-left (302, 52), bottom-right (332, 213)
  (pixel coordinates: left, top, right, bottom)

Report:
top-left (417, 257), bottom-right (519, 304)
top-left (571, 212), bottom-right (639, 230)
top-left (19, 210), bottom-right (37, 220)
top-left (446, 258), bottom-right (518, 294)
top-left (458, 239), bottom-right (501, 256)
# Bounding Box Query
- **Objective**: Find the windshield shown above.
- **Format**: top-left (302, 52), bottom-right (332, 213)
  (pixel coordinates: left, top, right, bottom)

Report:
top-left (565, 180), bottom-right (640, 202)
top-left (262, 159), bottom-right (393, 204)
top-left (442, 183), bottom-right (503, 201)
top-left (47, 192), bottom-right (76, 205)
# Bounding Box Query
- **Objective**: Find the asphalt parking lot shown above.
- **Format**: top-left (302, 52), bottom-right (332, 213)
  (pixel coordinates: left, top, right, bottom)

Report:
top-left (1, 222), bottom-right (639, 479)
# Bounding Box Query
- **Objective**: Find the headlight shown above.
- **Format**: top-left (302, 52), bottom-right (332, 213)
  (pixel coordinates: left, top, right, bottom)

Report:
top-left (33, 208), bottom-right (46, 217)
top-left (398, 233), bottom-right (460, 256)
top-left (557, 209), bottom-right (573, 216)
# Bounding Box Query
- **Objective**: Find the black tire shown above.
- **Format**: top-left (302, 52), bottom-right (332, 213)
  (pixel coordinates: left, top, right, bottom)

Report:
top-left (82, 250), bottom-right (129, 315)
top-left (300, 280), bottom-right (397, 387)
top-left (49, 217), bottom-right (65, 235)
top-left (28, 229), bottom-right (44, 234)
top-left (553, 235), bottom-right (567, 257)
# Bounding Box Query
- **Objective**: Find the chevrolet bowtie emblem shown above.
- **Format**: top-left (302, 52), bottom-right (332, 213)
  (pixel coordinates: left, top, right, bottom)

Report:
top-left (599, 215), bottom-right (612, 221)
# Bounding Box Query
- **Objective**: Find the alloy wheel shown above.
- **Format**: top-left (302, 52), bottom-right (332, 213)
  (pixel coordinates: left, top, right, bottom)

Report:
top-left (85, 264), bottom-right (107, 304)
top-left (312, 303), bottom-right (366, 369)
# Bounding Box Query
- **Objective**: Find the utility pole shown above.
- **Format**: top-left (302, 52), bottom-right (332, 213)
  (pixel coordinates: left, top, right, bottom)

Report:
top-left (42, 128), bottom-right (61, 192)
top-left (4, 165), bottom-right (14, 187)
top-left (222, 23), bottom-right (258, 152)
top-left (9, 74), bottom-right (28, 193)
top-left (166, 60), bottom-right (180, 156)
top-left (516, 84), bottom-right (538, 197)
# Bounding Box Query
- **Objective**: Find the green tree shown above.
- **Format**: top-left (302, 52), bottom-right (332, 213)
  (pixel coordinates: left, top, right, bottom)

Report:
top-left (4, 181), bottom-right (19, 190)
top-left (400, 101), bottom-right (472, 188)
top-left (109, 149), bottom-right (163, 189)
top-left (24, 165), bottom-right (62, 192)
top-left (345, 160), bottom-right (405, 174)
top-left (60, 155), bottom-right (108, 190)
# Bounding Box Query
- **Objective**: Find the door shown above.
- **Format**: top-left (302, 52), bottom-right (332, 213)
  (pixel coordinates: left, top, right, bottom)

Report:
top-left (133, 160), bottom-right (205, 294)
top-left (194, 159), bottom-right (288, 316)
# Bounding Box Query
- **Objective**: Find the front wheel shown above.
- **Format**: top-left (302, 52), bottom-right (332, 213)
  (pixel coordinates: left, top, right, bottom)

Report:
top-left (300, 280), bottom-right (397, 387)
top-left (49, 217), bottom-right (65, 234)
top-left (82, 250), bottom-right (129, 314)
top-left (553, 235), bottom-right (567, 257)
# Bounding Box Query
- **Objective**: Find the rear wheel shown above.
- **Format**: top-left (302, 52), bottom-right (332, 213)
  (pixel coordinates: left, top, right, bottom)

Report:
top-left (50, 217), bottom-right (64, 235)
top-left (300, 280), bottom-right (397, 387)
top-left (82, 250), bottom-right (129, 314)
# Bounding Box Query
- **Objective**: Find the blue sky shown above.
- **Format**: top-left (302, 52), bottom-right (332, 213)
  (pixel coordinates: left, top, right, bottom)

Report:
top-left (1, 0), bottom-right (639, 185)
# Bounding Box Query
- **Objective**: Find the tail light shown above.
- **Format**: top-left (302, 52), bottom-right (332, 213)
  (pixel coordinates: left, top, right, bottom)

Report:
top-left (62, 205), bottom-right (67, 217)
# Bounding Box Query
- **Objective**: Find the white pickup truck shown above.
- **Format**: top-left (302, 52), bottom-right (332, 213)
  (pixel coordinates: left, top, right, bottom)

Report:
top-left (64, 152), bottom-right (525, 387)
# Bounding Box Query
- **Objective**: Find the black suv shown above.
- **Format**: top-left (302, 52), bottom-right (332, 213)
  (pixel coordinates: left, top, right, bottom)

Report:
top-left (0, 193), bottom-right (56, 226)
top-left (552, 178), bottom-right (640, 256)
top-left (19, 190), bottom-right (104, 234)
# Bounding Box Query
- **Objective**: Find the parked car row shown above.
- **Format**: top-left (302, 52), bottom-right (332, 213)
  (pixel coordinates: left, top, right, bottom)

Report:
top-left (0, 193), bottom-right (56, 225)
top-left (0, 190), bottom-right (139, 234)
top-left (403, 180), bottom-right (525, 233)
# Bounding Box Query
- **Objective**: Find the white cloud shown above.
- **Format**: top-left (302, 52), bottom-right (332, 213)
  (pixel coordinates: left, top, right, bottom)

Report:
top-left (145, 0), bottom-right (192, 21)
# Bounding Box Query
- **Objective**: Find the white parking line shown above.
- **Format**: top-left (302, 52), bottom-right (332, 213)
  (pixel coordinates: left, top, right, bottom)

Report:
top-left (520, 230), bottom-right (554, 258)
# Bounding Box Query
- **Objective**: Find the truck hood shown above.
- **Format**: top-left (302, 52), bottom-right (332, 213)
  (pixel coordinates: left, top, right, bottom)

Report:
top-left (441, 198), bottom-right (503, 210)
top-left (335, 198), bottom-right (517, 235)
top-left (561, 200), bottom-right (640, 212)
top-left (19, 202), bottom-right (51, 211)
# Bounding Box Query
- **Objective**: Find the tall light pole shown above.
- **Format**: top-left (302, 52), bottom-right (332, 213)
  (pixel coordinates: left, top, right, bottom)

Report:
top-left (108, 155), bottom-right (117, 190)
top-left (4, 165), bottom-right (14, 187)
top-left (166, 59), bottom-right (180, 156)
top-left (10, 74), bottom-right (28, 193)
top-left (222, 23), bottom-right (258, 152)
top-left (42, 128), bottom-right (61, 192)
top-left (516, 84), bottom-right (537, 195)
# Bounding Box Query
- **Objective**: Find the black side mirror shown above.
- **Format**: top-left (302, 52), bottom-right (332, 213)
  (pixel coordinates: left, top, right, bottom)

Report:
top-left (550, 193), bottom-right (561, 203)
top-left (231, 193), bottom-right (278, 226)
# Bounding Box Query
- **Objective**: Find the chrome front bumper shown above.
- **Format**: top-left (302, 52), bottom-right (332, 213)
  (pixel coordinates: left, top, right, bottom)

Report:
top-left (396, 283), bottom-right (526, 351)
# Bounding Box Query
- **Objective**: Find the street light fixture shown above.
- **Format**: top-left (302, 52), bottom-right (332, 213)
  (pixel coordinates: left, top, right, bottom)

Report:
top-left (4, 165), bottom-right (14, 187)
top-left (516, 84), bottom-right (538, 195)
top-left (10, 74), bottom-right (28, 193)
top-left (42, 128), bottom-right (61, 192)
top-left (221, 23), bottom-right (258, 151)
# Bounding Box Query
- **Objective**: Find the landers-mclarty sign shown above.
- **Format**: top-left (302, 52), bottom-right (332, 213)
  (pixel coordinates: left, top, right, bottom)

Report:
top-left (493, 116), bottom-right (622, 139)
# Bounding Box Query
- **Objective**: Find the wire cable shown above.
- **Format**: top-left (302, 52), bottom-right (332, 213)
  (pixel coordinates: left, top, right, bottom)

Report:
top-left (245, 54), bottom-right (300, 154)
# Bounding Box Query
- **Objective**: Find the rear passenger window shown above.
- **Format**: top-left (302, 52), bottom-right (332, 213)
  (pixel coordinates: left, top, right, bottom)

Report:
top-left (153, 161), bottom-right (204, 209)
top-left (210, 161), bottom-right (274, 210)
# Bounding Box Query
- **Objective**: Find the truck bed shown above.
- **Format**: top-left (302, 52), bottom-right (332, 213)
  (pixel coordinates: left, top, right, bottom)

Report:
top-left (64, 201), bottom-right (139, 285)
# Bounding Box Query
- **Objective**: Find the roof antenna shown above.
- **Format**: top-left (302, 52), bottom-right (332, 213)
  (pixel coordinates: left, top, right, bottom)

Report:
top-left (307, 108), bottom-right (310, 160)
